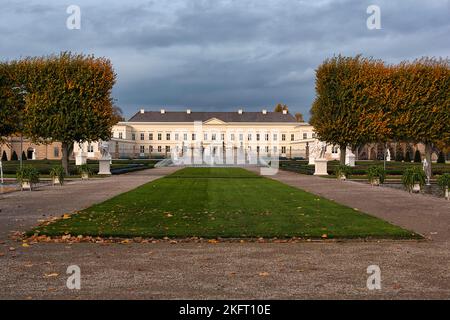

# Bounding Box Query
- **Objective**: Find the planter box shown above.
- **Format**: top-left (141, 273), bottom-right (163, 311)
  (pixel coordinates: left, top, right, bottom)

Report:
top-left (52, 177), bottom-right (61, 186)
top-left (412, 183), bottom-right (421, 193)
top-left (21, 181), bottom-right (32, 191)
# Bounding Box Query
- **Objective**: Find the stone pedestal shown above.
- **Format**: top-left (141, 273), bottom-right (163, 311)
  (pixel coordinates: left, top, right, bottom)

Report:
top-left (314, 158), bottom-right (328, 175)
top-left (308, 157), bottom-right (315, 165)
top-left (98, 159), bottom-right (111, 175)
top-left (75, 152), bottom-right (87, 166)
top-left (345, 153), bottom-right (356, 167)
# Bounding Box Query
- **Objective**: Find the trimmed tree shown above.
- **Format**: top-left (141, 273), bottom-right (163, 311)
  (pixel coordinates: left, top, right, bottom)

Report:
top-left (274, 103), bottom-right (288, 112)
top-left (389, 58), bottom-right (450, 175)
top-left (414, 150), bottom-right (422, 163)
top-left (310, 55), bottom-right (391, 164)
top-left (437, 151), bottom-right (446, 164)
top-left (0, 61), bottom-right (25, 142)
top-left (19, 52), bottom-right (117, 174)
top-left (11, 151), bottom-right (18, 161)
top-left (1, 150), bottom-right (7, 161)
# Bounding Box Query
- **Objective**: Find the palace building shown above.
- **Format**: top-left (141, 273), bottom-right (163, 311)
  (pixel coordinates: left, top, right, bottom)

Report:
top-left (100, 109), bottom-right (316, 160)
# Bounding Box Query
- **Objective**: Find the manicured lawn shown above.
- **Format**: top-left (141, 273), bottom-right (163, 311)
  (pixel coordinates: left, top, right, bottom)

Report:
top-left (31, 168), bottom-right (418, 239)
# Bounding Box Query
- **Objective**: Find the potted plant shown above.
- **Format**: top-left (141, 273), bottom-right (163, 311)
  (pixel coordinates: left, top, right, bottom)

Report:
top-left (16, 166), bottom-right (40, 191)
top-left (437, 173), bottom-right (450, 200)
top-left (334, 164), bottom-right (352, 180)
top-left (402, 166), bottom-right (426, 193)
top-left (77, 164), bottom-right (92, 180)
top-left (50, 165), bottom-right (65, 186)
top-left (367, 166), bottom-right (386, 186)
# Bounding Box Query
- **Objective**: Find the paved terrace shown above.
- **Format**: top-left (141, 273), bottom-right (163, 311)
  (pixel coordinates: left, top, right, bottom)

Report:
top-left (0, 166), bottom-right (449, 299)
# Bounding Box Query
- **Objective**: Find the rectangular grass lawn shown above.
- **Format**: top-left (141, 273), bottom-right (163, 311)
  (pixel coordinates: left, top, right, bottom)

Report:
top-left (32, 167), bottom-right (417, 239)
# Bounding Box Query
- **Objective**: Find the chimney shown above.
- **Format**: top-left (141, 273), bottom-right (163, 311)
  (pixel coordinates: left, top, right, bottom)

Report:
top-left (282, 109), bottom-right (287, 114)
top-left (160, 109), bottom-right (165, 114)
top-left (262, 109), bottom-right (267, 115)
top-left (238, 109), bottom-right (243, 114)
top-left (186, 109), bottom-right (191, 114)
top-left (140, 109), bottom-right (145, 114)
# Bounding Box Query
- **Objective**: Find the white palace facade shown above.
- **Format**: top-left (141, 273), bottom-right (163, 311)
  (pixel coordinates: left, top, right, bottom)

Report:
top-left (74, 108), bottom-right (331, 162)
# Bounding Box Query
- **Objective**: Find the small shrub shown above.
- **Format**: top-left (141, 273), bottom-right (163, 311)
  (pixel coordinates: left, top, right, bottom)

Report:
top-left (401, 166), bottom-right (426, 193)
top-left (437, 173), bottom-right (450, 191)
top-left (77, 164), bottom-right (93, 177)
top-left (405, 151), bottom-right (412, 162)
top-left (335, 164), bottom-right (352, 179)
top-left (437, 151), bottom-right (446, 164)
top-left (50, 165), bottom-right (65, 185)
top-left (414, 150), bottom-right (421, 163)
top-left (367, 166), bottom-right (386, 185)
top-left (16, 166), bottom-right (40, 184)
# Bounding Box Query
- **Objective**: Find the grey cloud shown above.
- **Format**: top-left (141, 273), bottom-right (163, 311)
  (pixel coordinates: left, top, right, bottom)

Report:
top-left (0, 0), bottom-right (449, 120)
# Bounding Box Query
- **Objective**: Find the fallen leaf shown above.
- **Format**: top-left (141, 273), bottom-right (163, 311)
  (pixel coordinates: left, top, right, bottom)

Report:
top-left (44, 273), bottom-right (59, 278)
top-left (258, 272), bottom-right (270, 277)
top-left (22, 243), bottom-right (30, 248)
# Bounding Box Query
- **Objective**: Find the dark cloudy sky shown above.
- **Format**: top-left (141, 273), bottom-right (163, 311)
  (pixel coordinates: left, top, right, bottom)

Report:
top-left (1, 0), bottom-right (449, 120)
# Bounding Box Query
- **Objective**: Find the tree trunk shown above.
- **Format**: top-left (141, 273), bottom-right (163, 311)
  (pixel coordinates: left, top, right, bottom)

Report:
top-left (61, 142), bottom-right (70, 175)
top-left (425, 142), bottom-right (433, 177)
top-left (340, 145), bottom-right (346, 165)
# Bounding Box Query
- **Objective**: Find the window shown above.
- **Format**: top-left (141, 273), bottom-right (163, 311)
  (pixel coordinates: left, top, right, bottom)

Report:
top-left (204, 133), bottom-right (208, 140)
top-left (231, 134), bottom-right (235, 141)
top-left (221, 133), bottom-right (225, 141)
top-left (131, 133), bottom-right (136, 140)
top-left (140, 146), bottom-right (145, 153)
top-left (265, 134), bottom-right (269, 141)
top-left (256, 146), bottom-right (260, 153)
top-left (312, 133), bottom-right (317, 138)
top-left (118, 132), bottom-right (123, 139)
top-left (158, 133), bottom-right (162, 140)
top-left (303, 133), bottom-right (308, 139)
top-left (273, 134), bottom-right (277, 141)
top-left (166, 133), bottom-right (170, 141)
top-left (212, 133), bottom-right (216, 141)
top-left (184, 133), bottom-right (188, 141)
top-left (149, 146), bottom-right (153, 152)
top-left (332, 145), bottom-right (339, 154)
top-left (239, 134), bottom-right (243, 141)
top-left (256, 134), bottom-right (260, 141)
top-left (149, 133), bottom-right (153, 140)
top-left (165, 146), bottom-right (170, 152)
top-left (273, 146), bottom-right (277, 153)
top-left (265, 146), bottom-right (269, 152)
top-left (140, 133), bottom-right (144, 140)
top-left (282, 134), bottom-right (286, 141)
top-left (281, 146), bottom-right (286, 154)
top-left (175, 133), bottom-right (179, 141)
top-left (87, 144), bottom-right (94, 153)
top-left (247, 134), bottom-right (252, 141)
top-left (54, 147), bottom-right (59, 157)
top-left (192, 133), bottom-right (196, 140)
top-left (157, 146), bottom-right (162, 152)
top-left (291, 134), bottom-right (294, 141)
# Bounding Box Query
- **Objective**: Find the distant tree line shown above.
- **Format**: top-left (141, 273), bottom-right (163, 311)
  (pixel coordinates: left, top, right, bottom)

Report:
top-left (310, 55), bottom-right (449, 173)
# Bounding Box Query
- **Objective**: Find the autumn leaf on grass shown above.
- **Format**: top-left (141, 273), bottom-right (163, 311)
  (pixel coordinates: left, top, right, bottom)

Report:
top-left (258, 272), bottom-right (270, 277)
top-left (62, 214), bottom-right (71, 220)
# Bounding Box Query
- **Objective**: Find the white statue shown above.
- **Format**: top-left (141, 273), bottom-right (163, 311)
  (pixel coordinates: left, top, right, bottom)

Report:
top-left (318, 141), bottom-right (327, 159)
top-left (386, 149), bottom-right (391, 162)
top-left (422, 158), bottom-right (431, 185)
top-left (99, 141), bottom-right (111, 160)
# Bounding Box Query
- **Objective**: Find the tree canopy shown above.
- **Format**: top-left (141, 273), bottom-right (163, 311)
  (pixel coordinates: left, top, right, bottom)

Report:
top-left (14, 52), bottom-right (117, 173)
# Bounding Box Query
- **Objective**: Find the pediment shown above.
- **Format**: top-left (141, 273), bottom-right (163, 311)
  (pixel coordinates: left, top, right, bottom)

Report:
top-left (203, 118), bottom-right (227, 125)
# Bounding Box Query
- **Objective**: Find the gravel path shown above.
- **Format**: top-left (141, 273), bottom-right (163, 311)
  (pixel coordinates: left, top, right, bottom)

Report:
top-left (0, 166), bottom-right (449, 299)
